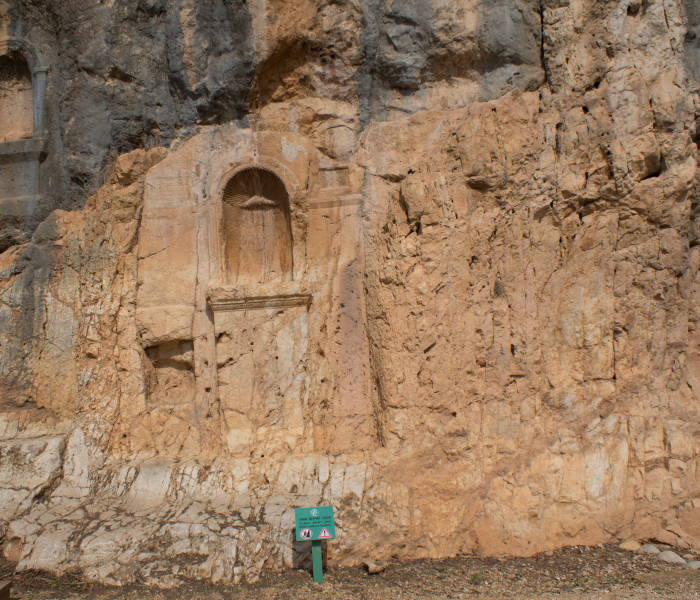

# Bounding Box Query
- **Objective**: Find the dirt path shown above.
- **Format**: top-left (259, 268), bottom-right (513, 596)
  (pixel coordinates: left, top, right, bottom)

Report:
top-left (2, 545), bottom-right (698, 599)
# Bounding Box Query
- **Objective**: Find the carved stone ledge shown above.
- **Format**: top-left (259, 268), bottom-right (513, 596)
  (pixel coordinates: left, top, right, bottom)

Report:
top-left (0, 138), bottom-right (47, 202)
top-left (308, 189), bottom-right (362, 209)
top-left (207, 281), bottom-right (312, 312)
top-left (0, 137), bottom-right (47, 163)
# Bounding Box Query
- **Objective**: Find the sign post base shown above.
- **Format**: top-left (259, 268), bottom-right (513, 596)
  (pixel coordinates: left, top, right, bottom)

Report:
top-left (311, 540), bottom-right (323, 583)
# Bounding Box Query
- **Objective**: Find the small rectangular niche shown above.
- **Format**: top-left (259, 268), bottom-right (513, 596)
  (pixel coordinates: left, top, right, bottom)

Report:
top-left (207, 281), bottom-right (311, 312)
top-left (319, 165), bottom-right (349, 189)
top-left (309, 165), bottom-right (362, 209)
top-left (144, 340), bottom-right (195, 406)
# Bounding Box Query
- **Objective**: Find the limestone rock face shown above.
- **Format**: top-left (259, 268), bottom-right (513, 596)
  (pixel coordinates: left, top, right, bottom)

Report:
top-left (0, 0), bottom-right (699, 586)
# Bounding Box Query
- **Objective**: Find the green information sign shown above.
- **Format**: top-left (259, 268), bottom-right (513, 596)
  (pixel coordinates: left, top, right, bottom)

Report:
top-left (295, 505), bottom-right (336, 541)
top-left (295, 505), bottom-right (336, 584)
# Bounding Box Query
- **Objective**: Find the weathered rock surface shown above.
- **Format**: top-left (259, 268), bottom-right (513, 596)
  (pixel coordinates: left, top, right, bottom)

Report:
top-left (657, 550), bottom-right (687, 564)
top-left (0, 0), bottom-right (698, 587)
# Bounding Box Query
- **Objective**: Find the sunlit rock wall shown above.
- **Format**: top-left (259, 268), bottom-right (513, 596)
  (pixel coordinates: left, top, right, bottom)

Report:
top-left (0, 0), bottom-right (698, 586)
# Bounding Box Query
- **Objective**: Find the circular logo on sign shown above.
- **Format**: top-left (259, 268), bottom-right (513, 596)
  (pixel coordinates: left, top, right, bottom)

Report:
top-left (310, 509), bottom-right (319, 516)
top-left (300, 528), bottom-right (313, 539)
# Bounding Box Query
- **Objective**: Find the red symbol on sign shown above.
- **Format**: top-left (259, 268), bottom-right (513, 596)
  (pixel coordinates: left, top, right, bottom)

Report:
top-left (318, 527), bottom-right (332, 539)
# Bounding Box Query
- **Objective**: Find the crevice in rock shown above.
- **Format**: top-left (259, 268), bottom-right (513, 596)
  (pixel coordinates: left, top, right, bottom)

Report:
top-left (538, 0), bottom-right (549, 86)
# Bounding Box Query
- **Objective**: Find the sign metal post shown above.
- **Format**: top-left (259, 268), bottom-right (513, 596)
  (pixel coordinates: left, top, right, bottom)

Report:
top-left (311, 539), bottom-right (323, 583)
top-left (295, 505), bottom-right (336, 584)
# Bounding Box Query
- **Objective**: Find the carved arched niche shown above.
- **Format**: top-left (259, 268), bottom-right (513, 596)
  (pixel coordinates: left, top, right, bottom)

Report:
top-left (0, 50), bottom-right (33, 142)
top-left (221, 167), bottom-right (293, 285)
top-left (0, 38), bottom-right (49, 214)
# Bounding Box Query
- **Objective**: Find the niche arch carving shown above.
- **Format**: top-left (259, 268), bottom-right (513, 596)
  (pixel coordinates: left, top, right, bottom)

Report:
top-left (207, 154), bottom-right (311, 313)
top-left (0, 37), bottom-right (48, 137)
top-left (221, 166), bottom-right (293, 285)
top-left (0, 36), bottom-right (50, 234)
top-left (0, 51), bottom-right (32, 142)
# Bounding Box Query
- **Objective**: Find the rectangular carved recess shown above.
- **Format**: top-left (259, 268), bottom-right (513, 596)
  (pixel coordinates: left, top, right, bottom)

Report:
top-left (144, 340), bottom-right (195, 406)
top-left (308, 165), bottom-right (362, 209)
top-left (207, 282), bottom-right (311, 312)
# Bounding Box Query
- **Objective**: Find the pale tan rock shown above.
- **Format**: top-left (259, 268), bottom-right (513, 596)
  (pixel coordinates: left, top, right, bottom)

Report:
top-left (619, 540), bottom-right (641, 552)
top-left (364, 561), bottom-right (387, 574)
top-left (657, 550), bottom-right (686, 564)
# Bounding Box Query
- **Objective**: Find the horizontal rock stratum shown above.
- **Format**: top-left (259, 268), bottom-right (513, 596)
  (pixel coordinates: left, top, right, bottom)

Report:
top-left (0, 0), bottom-right (698, 586)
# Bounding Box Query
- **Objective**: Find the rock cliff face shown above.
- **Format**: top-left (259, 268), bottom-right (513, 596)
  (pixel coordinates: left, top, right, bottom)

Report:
top-left (0, 0), bottom-right (699, 586)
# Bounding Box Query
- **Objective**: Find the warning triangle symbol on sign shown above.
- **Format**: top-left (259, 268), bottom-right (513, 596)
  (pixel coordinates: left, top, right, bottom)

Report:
top-left (318, 527), bottom-right (331, 539)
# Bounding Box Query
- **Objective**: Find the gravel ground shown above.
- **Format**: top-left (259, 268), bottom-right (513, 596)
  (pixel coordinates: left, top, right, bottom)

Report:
top-left (1, 545), bottom-right (698, 599)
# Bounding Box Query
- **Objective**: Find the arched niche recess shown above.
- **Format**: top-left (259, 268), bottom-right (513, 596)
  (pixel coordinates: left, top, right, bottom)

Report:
top-left (221, 167), bottom-right (293, 285)
top-left (0, 50), bottom-right (33, 142)
top-left (0, 38), bottom-right (48, 141)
